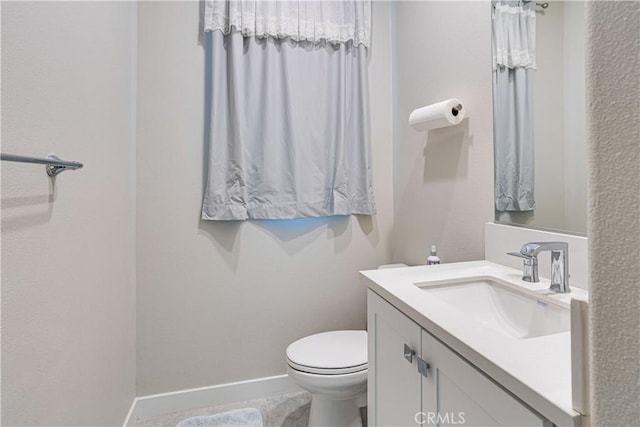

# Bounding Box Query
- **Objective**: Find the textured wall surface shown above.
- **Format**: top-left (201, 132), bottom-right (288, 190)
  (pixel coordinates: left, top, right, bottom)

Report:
top-left (1, 2), bottom-right (137, 425)
top-left (391, 1), bottom-right (495, 265)
top-left (135, 1), bottom-right (393, 395)
top-left (586, 1), bottom-right (640, 424)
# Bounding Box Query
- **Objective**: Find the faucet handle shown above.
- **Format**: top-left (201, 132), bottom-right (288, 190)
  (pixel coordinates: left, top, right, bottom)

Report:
top-left (507, 252), bottom-right (539, 282)
top-left (507, 251), bottom-right (530, 259)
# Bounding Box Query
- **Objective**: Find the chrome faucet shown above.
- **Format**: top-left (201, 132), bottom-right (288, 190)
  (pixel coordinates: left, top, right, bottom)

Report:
top-left (508, 242), bottom-right (570, 293)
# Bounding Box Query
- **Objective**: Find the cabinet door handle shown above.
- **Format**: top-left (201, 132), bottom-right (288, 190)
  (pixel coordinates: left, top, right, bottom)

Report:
top-left (417, 357), bottom-right (431, 377)
top-left (404, 344), bottom-right (415, 363)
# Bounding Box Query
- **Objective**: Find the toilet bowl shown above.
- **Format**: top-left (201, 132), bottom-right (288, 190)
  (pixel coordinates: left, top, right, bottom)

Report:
top-left (286, 330), bottom-right (367, 427)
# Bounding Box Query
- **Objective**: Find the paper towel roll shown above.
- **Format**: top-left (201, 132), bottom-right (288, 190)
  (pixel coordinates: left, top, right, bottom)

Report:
top-left (408, 98), bottom-right (465, 131)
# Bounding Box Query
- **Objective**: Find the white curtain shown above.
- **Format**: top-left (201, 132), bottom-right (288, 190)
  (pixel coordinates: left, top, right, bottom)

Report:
top-left (204, 0), bottom-right (370, 47)
top-left (492, 0), bottom-right (536, 70)
top-left (493, 0), bottom-right (536, 212)
top-left (201, 0), bottom-right (375, 220)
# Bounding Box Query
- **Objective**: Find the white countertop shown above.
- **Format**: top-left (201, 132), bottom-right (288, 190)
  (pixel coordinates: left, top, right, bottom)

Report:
top-left (361, 260), bottom-right (589, 427)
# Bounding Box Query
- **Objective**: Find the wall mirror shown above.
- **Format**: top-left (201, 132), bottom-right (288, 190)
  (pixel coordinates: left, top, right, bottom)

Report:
top-left (492, 0), bottom-right (587, 235)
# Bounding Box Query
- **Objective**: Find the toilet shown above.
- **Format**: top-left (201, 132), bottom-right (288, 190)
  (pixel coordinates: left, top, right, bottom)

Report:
top-left (286, 330), bottom-right (367, 427)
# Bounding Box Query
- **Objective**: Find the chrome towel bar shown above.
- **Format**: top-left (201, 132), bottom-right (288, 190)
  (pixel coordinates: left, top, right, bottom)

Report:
top-left (1, 153), bottom-right (83, 176)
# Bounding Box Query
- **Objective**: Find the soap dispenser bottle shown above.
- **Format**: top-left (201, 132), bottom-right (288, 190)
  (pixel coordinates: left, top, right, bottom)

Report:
top-left (427, 245), bottom-right (441, 265)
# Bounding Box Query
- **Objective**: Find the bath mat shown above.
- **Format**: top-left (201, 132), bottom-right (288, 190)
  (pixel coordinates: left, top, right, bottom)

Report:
top-left (176, 408), bottom-right (263, 427)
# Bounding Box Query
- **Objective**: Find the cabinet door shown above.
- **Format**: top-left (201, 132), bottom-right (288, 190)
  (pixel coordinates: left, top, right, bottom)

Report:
top-left (421, 330), bottom-right (546, 426)
top-left (368, 290), bottom-right (422, 426)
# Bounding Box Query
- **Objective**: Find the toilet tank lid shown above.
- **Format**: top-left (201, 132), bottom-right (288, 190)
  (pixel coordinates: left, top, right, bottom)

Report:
top-left (286, 330), bottom-right (367, 370)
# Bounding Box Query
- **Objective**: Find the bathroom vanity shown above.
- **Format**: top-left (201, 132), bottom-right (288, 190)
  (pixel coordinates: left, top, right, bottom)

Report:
top-left (362, 261), bottom-right (588, 427)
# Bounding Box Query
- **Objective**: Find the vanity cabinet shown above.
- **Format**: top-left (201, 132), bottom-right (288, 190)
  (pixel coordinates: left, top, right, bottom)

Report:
top-left (368, 290), bottom-right (550, 426)
top-left (367, 289), bottom-right (422, 425)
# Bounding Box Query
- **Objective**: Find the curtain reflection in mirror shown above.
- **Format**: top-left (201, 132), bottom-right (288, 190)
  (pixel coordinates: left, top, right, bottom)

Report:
top-left (492, 0), bottom-right (537, 211)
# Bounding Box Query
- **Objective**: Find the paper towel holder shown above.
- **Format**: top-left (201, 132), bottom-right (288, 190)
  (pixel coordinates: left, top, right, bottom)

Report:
top-left (408, 98), bottom-right (466, 131)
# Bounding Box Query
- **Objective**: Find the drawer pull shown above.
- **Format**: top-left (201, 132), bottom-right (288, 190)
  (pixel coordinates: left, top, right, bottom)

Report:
top-left (418, 357), bottom-right (431, 377)
top-left (404, 344), bottom-right (415, 363)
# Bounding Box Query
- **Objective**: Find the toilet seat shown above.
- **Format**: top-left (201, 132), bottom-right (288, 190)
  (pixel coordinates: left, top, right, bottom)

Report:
top-left (286, 330), bottom-right (367, 375)
top-left (287, 359), bottom-right (367, 375)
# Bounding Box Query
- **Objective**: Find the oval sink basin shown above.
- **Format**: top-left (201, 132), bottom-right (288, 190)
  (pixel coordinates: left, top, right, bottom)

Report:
top-left (416, 278), bottom-right (570, 340)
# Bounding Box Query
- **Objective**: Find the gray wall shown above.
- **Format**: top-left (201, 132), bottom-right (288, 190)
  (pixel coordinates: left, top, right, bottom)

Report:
top-left (533, 3), bottom-right (567, 230)
top-left (562, 1), bottom-right (587, 232)
top-left (1, 2), bottom-right (137, 425)
top-left (391, 1), bottom-right (495, 265)
top-left (586, 1), bottom-right (640, 423)
top-left (135, 1), bottom-right (394, 395)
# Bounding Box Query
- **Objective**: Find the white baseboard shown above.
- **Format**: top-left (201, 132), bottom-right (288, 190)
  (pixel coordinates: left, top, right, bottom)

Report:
top-left (123, 374), bottom-right (300, 426)
top-left (123, 398), bottom-right (137, 427)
